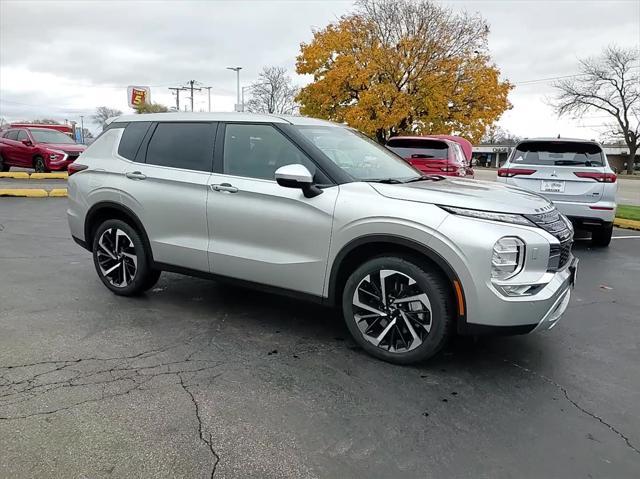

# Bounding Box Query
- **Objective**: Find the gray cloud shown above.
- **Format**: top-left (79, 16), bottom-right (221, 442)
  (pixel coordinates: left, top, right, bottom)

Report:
top-left (1, 0), bottom-right (638, 137)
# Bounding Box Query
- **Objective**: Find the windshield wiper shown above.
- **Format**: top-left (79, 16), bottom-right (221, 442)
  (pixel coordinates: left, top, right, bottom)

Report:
top-left (554, 160), bottom-right (597, 166)
top-left (367, 178), bottom-right (405, 184)
top-left (405, 175), bottom-right (445, 183)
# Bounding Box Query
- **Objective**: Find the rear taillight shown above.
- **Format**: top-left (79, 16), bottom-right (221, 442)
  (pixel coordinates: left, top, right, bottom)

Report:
top-left (574, 172), bottom-right (616, 183)
top-left (67, 163), bottom-right (88, 176)
top-left (498, 168), bottom-right (537, 177)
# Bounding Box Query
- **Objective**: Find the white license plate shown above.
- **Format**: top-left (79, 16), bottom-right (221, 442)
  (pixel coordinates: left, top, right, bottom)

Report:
top-left (541, 180), bottom-right (565, 193)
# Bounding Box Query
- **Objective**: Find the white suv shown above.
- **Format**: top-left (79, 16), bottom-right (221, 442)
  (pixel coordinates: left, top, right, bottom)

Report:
top-left (497, 138), bottom-right (617, 246)
top-left (67, 113), bottom-right (577, 364)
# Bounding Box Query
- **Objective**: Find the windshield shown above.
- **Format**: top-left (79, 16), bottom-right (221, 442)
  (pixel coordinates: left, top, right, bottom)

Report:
top-left (29, 129), bottom-right (76, 144)
top-left (295, 126), bottom-right (420, 182)
top-left (513, 141), bottom-right (604, 167)
top-left (386, 138), bottom-right (448, 160)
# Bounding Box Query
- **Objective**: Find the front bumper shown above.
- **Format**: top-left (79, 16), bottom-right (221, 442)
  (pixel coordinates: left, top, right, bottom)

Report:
top-left (459, 257), bottom-right (575, 335)
top-left (46, 157), bottom-right (74, 171)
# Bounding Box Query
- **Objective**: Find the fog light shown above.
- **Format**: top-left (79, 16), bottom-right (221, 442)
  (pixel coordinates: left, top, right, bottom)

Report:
top-left (491, 237), bottom-right (525, 280)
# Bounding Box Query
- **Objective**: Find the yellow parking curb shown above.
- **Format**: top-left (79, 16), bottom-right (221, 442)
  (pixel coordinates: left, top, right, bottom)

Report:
top-left (0, 188), bottom-right (48, 197)
top-left (48, 188), bottom-right (68, 197)
top-left (30, 172), bottom-right (68, 179)
top-left (0, 172), bottom-right (30, 179)
top-left (614, 218), bottom-right (640, 231)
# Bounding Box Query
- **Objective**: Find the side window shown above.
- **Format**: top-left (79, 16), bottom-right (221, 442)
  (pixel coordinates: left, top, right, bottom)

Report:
top-left (17, 130), bottom-right (29, 141)
top-left (145, 122), bottom-right (214, 172)
top-left (5, 130), bottom-right (18, 140)
top-left (118, 122), bottom-right (151, 161)
top-left (223, 124), bottom-right (317, 181)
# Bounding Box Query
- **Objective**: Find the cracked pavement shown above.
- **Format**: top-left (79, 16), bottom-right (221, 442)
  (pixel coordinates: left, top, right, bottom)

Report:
top-left (1, 199), bottom-right (639, 478)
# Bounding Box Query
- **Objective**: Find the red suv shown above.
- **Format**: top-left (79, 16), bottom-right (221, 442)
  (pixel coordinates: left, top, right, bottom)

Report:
top-left (386, 135), bottom-right (474, 177)
top-left (0, 127), bottom-right (86, 172)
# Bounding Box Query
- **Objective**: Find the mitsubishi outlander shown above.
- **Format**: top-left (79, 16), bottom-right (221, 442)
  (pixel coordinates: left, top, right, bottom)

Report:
top-left (67, 113), bottom-right (577, 364)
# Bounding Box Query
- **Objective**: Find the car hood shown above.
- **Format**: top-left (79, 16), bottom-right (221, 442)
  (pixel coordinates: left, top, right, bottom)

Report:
top-left (40, 143), bottom-right (86, 152)
top-left (369, 177), bottom-right (554, 215)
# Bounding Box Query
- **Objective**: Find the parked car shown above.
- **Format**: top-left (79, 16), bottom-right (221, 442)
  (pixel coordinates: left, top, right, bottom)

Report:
top-left (385, 135), bottom-right (474, 177)
top-left (68, 113), bottom-right (576, 364)
top-left (0, 127), bottom-right (86, 172)
top-left (497, 138), bottom-right (616, 247)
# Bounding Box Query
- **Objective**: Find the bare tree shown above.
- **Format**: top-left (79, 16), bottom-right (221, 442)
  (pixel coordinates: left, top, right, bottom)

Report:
top-left (92, 106), bottom-right (123, 131)
top-left (246, 67), bottom-right (299, 115)
top-left (554, 46), bottom-right (639, 174)
top-left (482, 124), bottom-right (521, 145)
top-left (133, 102), bottom-right (169, 114)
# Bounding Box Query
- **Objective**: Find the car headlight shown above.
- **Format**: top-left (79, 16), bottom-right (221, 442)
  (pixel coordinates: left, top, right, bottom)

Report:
top-left (492, 237), bottom-right (525, 280)
top-left (48, 149), bottom-right (66, 160)
top-left (440, 206), bottom-right (535, 227)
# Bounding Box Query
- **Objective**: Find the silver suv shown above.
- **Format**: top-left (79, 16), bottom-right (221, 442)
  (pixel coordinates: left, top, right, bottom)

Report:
top-left (68, 113), bottom-right (577, 364)
top-left (497, 138), bottom-right (617, 246)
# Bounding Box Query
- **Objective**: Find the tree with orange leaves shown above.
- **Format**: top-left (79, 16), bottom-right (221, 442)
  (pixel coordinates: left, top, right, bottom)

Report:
top-left (296, 0), bottom-right (512, 143)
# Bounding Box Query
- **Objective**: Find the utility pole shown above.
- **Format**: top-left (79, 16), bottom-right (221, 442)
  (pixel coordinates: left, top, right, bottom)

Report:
top-left (186, 80), bottom-right (202, 112)
top-left (202, 86), bottom-right (212, 112)
top-left (80, 115), bottom-right (85, 144)
top-left (226, 66), bottom-right (242, 111)
top-left (168, 86), bottom-right (187, 111)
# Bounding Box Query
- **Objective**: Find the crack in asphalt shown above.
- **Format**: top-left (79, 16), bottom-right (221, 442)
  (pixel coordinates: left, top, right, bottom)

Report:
top-left (0, 337), bottom-right (223, 422)
top-left (178, 374), bottom-right (220, 478)
top-left (506, 360), bottom-right (640, 455)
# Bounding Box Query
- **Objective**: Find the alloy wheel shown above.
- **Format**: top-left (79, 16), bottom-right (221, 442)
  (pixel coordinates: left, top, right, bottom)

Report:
top-left (96, 228), bottom-right (138, 287)
top-left (352, 269), bottom-right (432, 353)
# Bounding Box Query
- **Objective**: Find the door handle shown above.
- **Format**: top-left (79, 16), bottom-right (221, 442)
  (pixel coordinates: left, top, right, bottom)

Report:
top-left (125, 171), bottom-right (147, 180)
top-left (210, 183), bottom-right (238, 193)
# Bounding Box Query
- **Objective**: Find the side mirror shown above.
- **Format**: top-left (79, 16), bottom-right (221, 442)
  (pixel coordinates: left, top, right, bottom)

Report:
top-left (275, 164), bottom-right (323, 198)
top-left (21, 139), bottom-right (33, 147)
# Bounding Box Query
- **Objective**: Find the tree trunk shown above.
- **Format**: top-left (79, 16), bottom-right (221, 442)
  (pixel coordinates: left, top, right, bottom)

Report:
top-left (626, 145), bottom-right (637, 175)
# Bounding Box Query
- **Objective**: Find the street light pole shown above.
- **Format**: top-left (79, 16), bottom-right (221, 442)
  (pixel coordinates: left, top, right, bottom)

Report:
top-left (226, 66), bottom-right (242, 111)
top-left (80, 115), bottom-right (85, 144)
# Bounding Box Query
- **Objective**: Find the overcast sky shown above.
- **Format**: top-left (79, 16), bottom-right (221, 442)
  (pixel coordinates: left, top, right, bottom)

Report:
top-left (1, 0), bottom-right (638, 139)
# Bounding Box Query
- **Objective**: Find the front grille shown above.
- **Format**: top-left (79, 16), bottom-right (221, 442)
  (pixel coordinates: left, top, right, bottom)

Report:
top-left (526, 208), bottom-right (574, 271)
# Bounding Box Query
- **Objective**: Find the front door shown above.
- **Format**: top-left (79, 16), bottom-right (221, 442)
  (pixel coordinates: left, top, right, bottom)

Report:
top-left (206, 123), bottom-right (338, 296)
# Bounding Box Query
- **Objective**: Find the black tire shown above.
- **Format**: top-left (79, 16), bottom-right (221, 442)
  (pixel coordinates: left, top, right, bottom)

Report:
top-left (33, 156), bottom-right (49, 173)
top-left (342, 255), bottom-right (454, 364)
top-left (0, 153), bottom-right (9, 172)
top-left (591, 223), bottom-right (613, 247)
top-left (91, 219), bottom-right (154, 296)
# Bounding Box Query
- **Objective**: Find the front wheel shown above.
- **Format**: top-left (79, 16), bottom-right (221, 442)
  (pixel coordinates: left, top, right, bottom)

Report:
top-left (91, 219), bottom-right (155, 296)
top-left (591, 224), bottom-right (613, 247)
top-left (342, 256), bottom-right (454, 364)
top-left (34, 156), bottom-right (49, 173)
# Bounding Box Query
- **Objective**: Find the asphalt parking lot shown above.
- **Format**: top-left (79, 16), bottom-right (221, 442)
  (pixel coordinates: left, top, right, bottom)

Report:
top-left (1, 199), bottom-right (639, 478)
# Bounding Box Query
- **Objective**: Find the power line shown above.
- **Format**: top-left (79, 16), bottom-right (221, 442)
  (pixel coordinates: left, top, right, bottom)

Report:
top-left (168, 86), bottom-right (187, 111)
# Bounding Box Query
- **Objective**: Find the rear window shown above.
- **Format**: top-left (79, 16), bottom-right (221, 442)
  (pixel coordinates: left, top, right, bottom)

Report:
top-left (386, 138), bottom-right (448, 159)
top-left (513, 141), bottom-right (604, 167)
top-left (118, 122), bottom-right (151, 161)
top-left (3, 130), bottom-right (18, 140)
top-left (145, 122), bottom-right (214, 172)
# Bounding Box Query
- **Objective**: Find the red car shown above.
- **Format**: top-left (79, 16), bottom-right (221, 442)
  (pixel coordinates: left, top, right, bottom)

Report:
top-left (386, 135), bottom-right (474, 178)
top-left (0, 127), bottom-right (86, 172)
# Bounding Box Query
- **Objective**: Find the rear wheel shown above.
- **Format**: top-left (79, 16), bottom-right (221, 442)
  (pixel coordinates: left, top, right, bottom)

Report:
top-left (342, 256), bottom-right (454, 364)
top-left (591, 223), bottom-right (613, 247)
top-left (0, 153), bottom-right (9, 172)
top-left (91, 219), bottom-right (154, 296)
top-left (33, 156), bottom-right (48, 173)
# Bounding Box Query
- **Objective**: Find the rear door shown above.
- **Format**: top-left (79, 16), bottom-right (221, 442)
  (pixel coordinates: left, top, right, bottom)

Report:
top-left (506, 141), bottom-right (606, 203)
top-left (386, 138), bottom-right (449, 174)
top-left (206, 122), bottom-right (338, 296)
top-left (117, 121), bottom-right (215, 272)
top-left (1, 130), bottom-right (20, 163)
